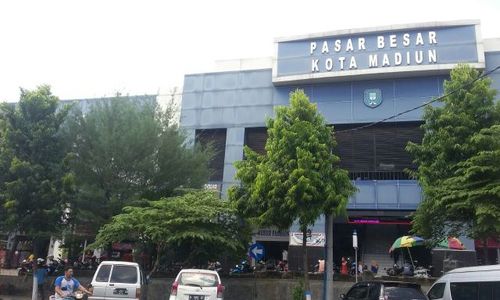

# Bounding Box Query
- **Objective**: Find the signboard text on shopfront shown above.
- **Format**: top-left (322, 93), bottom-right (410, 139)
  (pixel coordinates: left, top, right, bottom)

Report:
top-left (309, 31), bottom-right (438, 72)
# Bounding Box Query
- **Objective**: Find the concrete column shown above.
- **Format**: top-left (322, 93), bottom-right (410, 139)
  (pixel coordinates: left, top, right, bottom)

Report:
top-left (325, 214), bottom-right (334, 300)
top-left (221, 127), bottom-right (245, 199)
top-left (182, 128), bottom-right (196, 148)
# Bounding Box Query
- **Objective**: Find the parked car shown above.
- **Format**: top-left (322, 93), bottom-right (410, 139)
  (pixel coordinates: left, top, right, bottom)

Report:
top-left (340, 281), bottom-right (427, 300)
top-left (169, 269), bottom-right (224, 300)
top-left (88, 261), bottom-right (148, 300)
top-left (427, 264), bottom-right (500, 300)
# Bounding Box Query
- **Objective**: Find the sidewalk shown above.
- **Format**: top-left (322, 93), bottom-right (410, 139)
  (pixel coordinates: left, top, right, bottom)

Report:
top-left (0, 269), bottom-right (18, 276)
top-left (0, 296), bottom-right (30, 300)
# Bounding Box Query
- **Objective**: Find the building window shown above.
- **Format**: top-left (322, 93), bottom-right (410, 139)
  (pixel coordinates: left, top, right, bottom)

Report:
top-left (195, 129), bottom-right (227, 182)
top-left (244, 122), bottom-right (423, 180)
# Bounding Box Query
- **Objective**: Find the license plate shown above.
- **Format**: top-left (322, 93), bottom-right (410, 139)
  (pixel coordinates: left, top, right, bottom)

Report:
top-left (113, 288), bottom-right (128, 295)
top-left (189, 296), bottom-right (205, 300)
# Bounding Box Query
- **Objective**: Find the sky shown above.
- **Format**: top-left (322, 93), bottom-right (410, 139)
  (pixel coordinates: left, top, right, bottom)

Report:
top-left (0, 0), bottom-right (499, 102)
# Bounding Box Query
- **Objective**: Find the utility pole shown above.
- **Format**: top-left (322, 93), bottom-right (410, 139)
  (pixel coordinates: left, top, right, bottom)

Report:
top-left (353, 230), bottom-right (358, 283)
top-left (325, 214), bottom-right (334, 300)
top-left (32, 262), bottom-right (38, 300)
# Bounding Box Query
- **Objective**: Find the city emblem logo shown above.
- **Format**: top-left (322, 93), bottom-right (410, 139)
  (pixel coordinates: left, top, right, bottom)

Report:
top-left (364, 89), bottom-right (383, 108)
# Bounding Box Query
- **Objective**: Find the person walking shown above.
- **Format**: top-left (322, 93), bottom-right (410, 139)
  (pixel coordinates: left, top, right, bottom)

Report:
top-left (34, 259), bottom-right (48, 300)
top-left (370, 260), bottom-right (379, 274)
top-left (340, 257), bottom-right (348, 275)
top-left (358, 261), bottom-right (364, 274)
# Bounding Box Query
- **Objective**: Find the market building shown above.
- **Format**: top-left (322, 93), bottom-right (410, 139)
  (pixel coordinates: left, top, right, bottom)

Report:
top-left (180, 20), bottom-right (500, 271)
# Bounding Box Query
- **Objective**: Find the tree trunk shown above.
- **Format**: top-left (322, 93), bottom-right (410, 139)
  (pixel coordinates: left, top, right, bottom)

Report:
top-left (302, 228), bottom-right (310, 295)
top-left (6, 235), bottom-right (19, 268)
top-left (483, 239), bottom-right (489, 265)
top-left (33, 237), bottom-right (50, 259)
top-left (148, 244), bottom-right (162, 277)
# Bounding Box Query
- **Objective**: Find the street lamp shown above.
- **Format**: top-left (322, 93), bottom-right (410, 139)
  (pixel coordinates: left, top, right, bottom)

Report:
top-left (353, 230), bottom-right (358, 283)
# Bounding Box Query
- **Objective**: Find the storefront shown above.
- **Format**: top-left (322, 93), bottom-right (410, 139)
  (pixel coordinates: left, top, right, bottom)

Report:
top-left (475, 238), bottom-right (500, 265)
top-left (181, 20), bottom-right (500, 270)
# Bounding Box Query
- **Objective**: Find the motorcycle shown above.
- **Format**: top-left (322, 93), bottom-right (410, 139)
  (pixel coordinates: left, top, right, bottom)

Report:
top-left (414, 265), bottom-right (432, 278)
top-left (229, 259), bottom-right (253, 275)
top-left (48, 258), bottom-right (66, 276)
top-left (386, 263), bottom-right (404, 276)
top-left (208, 261), bottom-right (222, 273)
top-left (17, 259), bottom-right (33, 276)
top-left (49, 291), bottom-right (86, 300)
top-left (332, 262), bottom-right (340, 276)
top-left (346, 257), bottom-right (357, 276)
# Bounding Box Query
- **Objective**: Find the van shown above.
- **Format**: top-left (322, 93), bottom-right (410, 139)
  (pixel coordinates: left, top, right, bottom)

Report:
top-left (427, 264), bottom-right (500, 300)
top-left (88, 261), bottom-right (148, 300)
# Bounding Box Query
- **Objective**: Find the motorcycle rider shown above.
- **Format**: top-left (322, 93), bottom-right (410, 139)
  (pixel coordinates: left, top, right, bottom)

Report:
top-left (54, 266), bottom-right (92, 299)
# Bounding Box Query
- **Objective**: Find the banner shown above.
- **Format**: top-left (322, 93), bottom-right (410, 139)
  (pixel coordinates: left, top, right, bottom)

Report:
top-left (289, 232), bottom-right (325, 247)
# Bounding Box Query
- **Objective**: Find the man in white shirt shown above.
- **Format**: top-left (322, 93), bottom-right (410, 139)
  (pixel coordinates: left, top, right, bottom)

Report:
top-left (54, 266), bottom-right (92, 299)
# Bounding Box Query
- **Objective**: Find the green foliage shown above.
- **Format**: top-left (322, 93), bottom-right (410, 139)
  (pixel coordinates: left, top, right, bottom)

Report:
top-left (90, 190), bottom-right (250, 268)
top-left (407, 64), bottom-right (500, 242)
top-left (230, 89), bottom-right (355, 231)
top-left (229, 89), bottom-right (355, 289)
top-left (292, 280), bottom-right (305, 300)
top-left (63, 95), bottom-right (212, 233)
top-left (0, 86), bottom-right (71, 248)
top-left (437, 125), bottom-right (500, 240)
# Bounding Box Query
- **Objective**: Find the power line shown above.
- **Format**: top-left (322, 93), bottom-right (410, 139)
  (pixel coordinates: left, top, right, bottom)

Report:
top-left (335, 65), bottom-right (500, 133)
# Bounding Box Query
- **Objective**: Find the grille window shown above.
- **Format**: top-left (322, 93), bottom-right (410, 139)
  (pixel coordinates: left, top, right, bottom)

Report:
top-left (195, 129), bottom-right (227, 181)
top-left (243, 122), bottom-right (423, 180)
top-left (335, 122), bottom-right (423, 179)
top-left (245, 127), bottom-right (267, 155)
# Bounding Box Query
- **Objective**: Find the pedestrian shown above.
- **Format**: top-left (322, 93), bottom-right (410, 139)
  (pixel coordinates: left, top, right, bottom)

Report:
top-left (340, 257), bottom-right (348, 275)
top-left (358, 261), bottom-right (364, 274)
top-left (282, 249), bottom-right (288, 262)
top-left (371, 260), bottom-right (379, 274)
top-left (35, 258), bottom-right (48, 300)
top-left (318, 259), bottom-right (325, 273)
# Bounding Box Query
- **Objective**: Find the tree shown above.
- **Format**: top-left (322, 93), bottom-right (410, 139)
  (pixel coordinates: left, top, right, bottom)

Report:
top-left (90, 190), bottom-right (250, 275)
top-left (432, 124), bottom-right (500, 261)
top-left (0, 85), bottom-right (72, 260)
top-left (407, 64), bottom-right (500, 247)
top-left (229, 89), bottom-right (355, 292)
top-left (63, 94), bottom-right (212, 238)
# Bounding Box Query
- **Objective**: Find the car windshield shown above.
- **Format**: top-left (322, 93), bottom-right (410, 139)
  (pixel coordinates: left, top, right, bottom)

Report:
top-left (179, 272), bottom-right (218, 287)
top-left (384, 285), bottom-right (426, 300)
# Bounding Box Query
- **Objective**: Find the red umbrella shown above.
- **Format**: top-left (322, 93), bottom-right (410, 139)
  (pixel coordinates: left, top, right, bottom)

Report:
top-left (437, 237), bottom-right (465, 250)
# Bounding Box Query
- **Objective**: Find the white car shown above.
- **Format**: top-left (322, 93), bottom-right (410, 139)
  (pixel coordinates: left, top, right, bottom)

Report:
top-left (169, 269), bottom-right (224, 300)
top-left (427, 264), bottom-right (500, 300)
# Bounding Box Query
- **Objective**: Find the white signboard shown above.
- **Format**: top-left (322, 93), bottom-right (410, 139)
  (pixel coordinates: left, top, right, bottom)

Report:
top-left (289, 232), bottom-right (326, 247)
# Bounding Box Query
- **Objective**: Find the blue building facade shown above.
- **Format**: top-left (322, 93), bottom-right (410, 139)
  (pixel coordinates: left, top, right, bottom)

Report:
top-left (181, 20), bottom-right (500, 268)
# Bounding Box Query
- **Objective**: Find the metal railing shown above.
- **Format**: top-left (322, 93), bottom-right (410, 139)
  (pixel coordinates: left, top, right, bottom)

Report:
top-left (349, 170), bottom-right (413, 181)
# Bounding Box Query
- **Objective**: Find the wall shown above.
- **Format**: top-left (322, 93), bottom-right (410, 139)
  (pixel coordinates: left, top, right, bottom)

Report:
top-left (181, 69), bottom-right (447, 199)
top-left (181, 69), bottom-right (446, 130)
top-left (0, 275), bottom-right (433, 300)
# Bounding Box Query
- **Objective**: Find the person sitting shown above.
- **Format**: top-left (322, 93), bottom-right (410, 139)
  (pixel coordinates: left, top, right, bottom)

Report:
top-left (402, 262), bottom-right (414, 276)
top-left (54, 266), bottom-right (92, 299)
